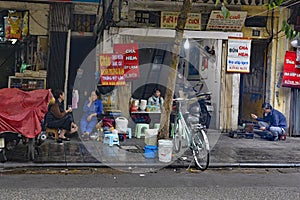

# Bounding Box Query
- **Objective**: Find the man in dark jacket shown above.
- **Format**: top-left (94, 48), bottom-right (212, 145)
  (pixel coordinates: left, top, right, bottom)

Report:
top-left (251, 103), bottom-right (287, 141)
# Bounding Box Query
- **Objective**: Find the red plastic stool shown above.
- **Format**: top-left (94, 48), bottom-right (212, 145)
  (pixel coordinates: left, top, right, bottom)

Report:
top-left (279, 133), bottom-right (286, 141)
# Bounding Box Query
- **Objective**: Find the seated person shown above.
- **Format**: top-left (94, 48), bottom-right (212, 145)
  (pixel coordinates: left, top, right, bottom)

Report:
top-left (148, 88), bottom-right (164, 111)
top-left (80, 91), bottom-right (103, 140)
top-left (251, 103), bottom-right (287, 141)
top-left (44, 89), bottom-right (78, 142)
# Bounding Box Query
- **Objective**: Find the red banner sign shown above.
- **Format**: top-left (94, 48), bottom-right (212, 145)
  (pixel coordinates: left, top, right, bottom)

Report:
top-left (99, 54), bottom-right (125, 86)
top-left (114, 43), bottom-right (139, 80)
top-left (282, 51), bottom-right (300, 88)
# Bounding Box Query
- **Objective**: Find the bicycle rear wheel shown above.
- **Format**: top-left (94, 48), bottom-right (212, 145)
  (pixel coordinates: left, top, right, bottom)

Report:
top-left (192, 129), bottom-right (210, 170)
top-left (173, 119), bottom-right (183, 153)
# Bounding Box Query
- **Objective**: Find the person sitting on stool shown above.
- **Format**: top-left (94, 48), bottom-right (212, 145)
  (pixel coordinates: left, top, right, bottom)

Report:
top-left (44, 89), bottom-right (78, 143)
top-left (251, 103), bottom-right (287, 141)
top-left (80, 90), bottom-right (103, 141)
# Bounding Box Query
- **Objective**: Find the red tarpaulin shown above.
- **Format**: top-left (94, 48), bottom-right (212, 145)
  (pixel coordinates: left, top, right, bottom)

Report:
top-left (0, 88), bottom-right (52, 138)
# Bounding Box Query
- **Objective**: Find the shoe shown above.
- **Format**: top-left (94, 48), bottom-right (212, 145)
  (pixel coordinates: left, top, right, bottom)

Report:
top-left (261, 135), bottom-right (267, 139)
top-left (272, 136), bottom-right (279, 141)
top-left (58, 137), bottom-right (70, 141)
top-left (57, 138), bottom-right (63, 143)
top-left (262, 134), bottom-right (273, 140)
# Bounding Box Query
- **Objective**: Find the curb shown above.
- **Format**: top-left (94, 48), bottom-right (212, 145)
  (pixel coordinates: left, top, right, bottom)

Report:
top-left (1, 162), bottom-right (300, 170)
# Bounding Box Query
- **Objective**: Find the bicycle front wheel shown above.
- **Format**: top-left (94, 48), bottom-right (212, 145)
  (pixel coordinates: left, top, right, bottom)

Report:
top-left (192, 129), bottom-right (210, 170)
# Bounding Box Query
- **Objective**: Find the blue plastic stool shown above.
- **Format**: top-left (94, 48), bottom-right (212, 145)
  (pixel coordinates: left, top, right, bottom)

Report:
top-left (103, 133), bottom-right (119, 146)
top-left (135, 123), bottom-right (149, 138)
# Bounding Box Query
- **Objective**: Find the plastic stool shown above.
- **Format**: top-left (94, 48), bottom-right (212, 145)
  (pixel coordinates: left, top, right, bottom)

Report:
top-left (46, 127), bottom-right (59, 140)
top-left (135, 123), bottom-right (149, 138)
top-left (153, 123), bottom-right (160, 129)
top-left (126, 128), bottom-right (132, 139)
top-left (103, 133), bottom-right (119, 146)
top-left (279, 133), bottom-right (287, 141)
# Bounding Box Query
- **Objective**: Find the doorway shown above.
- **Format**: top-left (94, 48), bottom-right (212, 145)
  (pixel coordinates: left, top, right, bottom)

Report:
top-left (67, 36), bottom-right (96, 107)
top-left (238, 40), bottom-right (268, 124)
top-left (0, 44), bottom-right (18, 88)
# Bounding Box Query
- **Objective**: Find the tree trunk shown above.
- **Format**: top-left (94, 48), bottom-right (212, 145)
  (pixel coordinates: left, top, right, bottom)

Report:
top-left (158, 0), bottom-right (192, 139)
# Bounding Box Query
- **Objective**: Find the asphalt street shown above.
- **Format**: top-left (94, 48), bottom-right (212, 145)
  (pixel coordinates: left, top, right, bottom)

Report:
top-left (0, 168), bottom-right (300, 200)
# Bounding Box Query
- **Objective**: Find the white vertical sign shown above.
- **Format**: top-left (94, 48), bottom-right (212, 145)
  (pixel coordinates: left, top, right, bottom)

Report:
top-left (227, 37), bottom-right (252, 73)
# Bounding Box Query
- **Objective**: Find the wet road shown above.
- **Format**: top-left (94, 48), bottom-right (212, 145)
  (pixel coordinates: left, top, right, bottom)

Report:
top-left (0, 168), bottom-right (300, 199)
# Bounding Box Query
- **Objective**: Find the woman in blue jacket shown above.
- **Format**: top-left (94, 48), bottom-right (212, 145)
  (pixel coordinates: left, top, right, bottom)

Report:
top-left (80, 91), bottom-right (103, 140)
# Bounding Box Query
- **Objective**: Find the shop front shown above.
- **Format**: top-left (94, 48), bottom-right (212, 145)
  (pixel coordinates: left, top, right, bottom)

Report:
top-left (0, 0), bottom-right (53, 92)
top-left (97, 27), bottom-right (243, 130)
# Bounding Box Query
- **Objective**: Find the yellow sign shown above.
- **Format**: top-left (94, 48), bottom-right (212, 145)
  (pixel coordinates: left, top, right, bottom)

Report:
top-left (161, 12), bottom-right (201, 30)
top-left (100, 55), bottom-right (112, 67)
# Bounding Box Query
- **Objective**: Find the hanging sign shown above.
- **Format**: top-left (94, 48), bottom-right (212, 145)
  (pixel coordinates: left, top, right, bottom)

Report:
top-left (227, 37), bottom-right (251, 73)
top-left (4, 12), bottom-right (23, 40)
top-left (161, 12), bottom-right (201, 30)
top-left (114, 43), bottom-right (140, 80)
top-left (99, 54), bottom-right (125, 86)
top-left (282, 51), bottom-right (300, 88)
top-left (206, 10), bottom-right (247, 31)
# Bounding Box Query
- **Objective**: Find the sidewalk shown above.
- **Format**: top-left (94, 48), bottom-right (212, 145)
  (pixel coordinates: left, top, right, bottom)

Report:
top-left (1, 129), bottom-right (300, 170)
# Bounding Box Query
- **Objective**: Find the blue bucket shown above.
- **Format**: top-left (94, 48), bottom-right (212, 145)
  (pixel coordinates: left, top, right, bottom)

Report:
top-left (144, 145), bottom-right (158, 158)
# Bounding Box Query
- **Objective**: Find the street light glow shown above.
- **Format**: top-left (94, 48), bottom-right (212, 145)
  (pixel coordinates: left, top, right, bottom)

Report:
top-left (184, 38), bottom-right (190, 49)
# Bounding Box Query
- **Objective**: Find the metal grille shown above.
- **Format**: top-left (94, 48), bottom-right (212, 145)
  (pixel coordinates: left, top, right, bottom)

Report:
top-left (292, 88), bottom-right (300, 136)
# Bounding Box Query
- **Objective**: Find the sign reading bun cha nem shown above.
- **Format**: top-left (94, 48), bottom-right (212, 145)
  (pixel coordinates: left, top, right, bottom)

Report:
top-left (207, 10), bottom-right (247, 31)
top-left (114, 43), bottom-right (140, 80)
top-left (227, 37), bottom-right (251, 73)
top-left (161, 12), bottom-right (201, 30)
top-left (99, 54), bottom-right (125, 86)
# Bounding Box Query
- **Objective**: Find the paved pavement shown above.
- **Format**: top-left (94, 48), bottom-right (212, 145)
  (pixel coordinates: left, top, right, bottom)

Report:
top-left (1, 129), bottom-right (300, 171)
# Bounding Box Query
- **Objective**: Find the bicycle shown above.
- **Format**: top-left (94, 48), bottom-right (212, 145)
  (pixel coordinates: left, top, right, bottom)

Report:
top-left (172, 98), bottom-right (210, 170)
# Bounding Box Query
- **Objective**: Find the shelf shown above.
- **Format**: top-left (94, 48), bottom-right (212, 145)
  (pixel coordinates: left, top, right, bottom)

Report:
top-left (8, 76), bottom-right (46, 90)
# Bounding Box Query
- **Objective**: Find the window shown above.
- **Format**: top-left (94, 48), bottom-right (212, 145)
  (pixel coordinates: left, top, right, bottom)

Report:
top-left (72, 14), bottom-right (96, 32)
top-left (135, 11), bottom-right (159, 25)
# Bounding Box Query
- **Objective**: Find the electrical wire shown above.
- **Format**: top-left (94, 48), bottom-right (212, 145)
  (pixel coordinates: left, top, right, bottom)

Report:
top-left (246, 0), bottom-right (300, 20)
top-left (29, 12), bottom-right (48, 30)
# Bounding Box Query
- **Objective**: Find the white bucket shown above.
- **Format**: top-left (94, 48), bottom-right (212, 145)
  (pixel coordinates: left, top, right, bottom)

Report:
top-left (145, 129), bottom-right (158, 146)
top-left (158, 139), bottom-right (173, 163)
top-left (115, 117), bottom-right (128, 133)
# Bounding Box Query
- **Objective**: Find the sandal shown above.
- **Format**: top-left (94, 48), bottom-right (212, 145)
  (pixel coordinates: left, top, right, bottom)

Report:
top-left (82, 132), bottom-right (90, 141)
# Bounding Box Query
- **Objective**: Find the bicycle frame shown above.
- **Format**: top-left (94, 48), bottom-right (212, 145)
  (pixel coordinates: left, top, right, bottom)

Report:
top-left (174, 107), bottom-right (208, 150)
top-left (173, 100), bottom-right (193, 148)
top-left (174, 108), bottom-right (191, 145)
top-left (173, 98), bottom-right (210, 170)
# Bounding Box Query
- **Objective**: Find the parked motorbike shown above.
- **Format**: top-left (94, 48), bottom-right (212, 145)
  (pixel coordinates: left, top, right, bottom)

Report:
top-left (0, 131), bottom-right (46, 162)
top-left (186, 81), bottom-right (213, 129)
top-left (0, 88), bottom-right (51, 162)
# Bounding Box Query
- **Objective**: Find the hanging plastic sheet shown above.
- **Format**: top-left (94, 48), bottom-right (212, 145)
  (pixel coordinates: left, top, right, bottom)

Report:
top-left (0, 88), bottom-right (52, 138)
